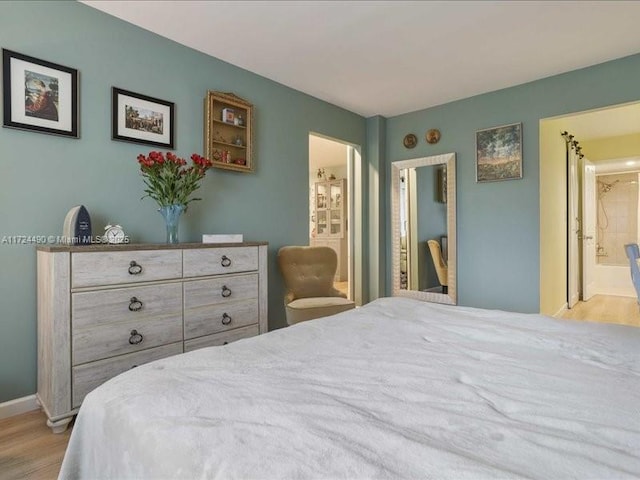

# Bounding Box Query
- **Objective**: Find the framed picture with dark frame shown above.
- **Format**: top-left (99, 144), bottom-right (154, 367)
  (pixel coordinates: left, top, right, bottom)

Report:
top-left (475, 122), bottom-right (523, 182)
top-left (2, 49), bottom-right (79, 138)
top-left (112, 87), bottom-right (174, 149)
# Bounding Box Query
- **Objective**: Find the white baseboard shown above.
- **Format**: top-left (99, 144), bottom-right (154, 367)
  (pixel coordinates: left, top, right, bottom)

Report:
top-left (553, 303), bottom-right (568, 318)
top-left (0, 394), bottom-right (39, 420)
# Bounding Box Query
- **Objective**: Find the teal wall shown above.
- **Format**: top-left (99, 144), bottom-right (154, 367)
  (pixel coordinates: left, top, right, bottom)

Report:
top-left (366, 116), bottom-right (386, 300)
top-left (385, 53), bottom-right (640, 310)
top-left (0, 1), bottom-right (366, 402)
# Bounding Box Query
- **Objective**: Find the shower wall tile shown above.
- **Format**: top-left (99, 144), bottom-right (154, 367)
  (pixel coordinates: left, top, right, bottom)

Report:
top-left (596, 172), bottom-right (639, 266)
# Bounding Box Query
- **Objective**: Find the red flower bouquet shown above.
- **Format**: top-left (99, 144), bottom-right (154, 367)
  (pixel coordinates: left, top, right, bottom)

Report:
top-left (136, 151), bottom-right (213, 209)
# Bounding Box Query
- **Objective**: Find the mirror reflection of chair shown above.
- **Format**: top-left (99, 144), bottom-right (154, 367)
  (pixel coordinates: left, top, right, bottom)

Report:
top-left (277, 246), bottom-right (355, 325)
top-left (427, 239), bottom-right (448, 294)
top-left (624, 243), bottom-right (640, 307)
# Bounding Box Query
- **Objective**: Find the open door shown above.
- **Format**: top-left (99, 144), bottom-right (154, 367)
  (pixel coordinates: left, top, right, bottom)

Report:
top-left (568, 146), bottom-right (580, 308)
top-left (581, 158), bottom-right (596, 301)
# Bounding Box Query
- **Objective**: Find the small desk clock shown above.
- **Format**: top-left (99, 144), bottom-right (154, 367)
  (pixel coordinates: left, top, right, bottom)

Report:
top-left (103, 224), bottom-right (126, 244)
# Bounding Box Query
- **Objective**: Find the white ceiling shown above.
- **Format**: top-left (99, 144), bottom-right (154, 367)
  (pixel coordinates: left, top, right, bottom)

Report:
top-left (82, 0), bottom-right (640, 118)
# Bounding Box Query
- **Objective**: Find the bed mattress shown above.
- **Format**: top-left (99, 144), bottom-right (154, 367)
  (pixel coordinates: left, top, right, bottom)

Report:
top-left (59, 297), bottom-right (640, 479)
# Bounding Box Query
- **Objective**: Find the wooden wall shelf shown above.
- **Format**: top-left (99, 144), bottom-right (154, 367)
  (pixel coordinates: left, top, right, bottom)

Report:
top-left (204, 91), bottom-right (254, 173)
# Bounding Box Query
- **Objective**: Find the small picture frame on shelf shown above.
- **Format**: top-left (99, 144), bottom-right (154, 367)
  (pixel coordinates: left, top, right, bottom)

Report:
top-left (222, 107), bottom-right (235, 124)
top-left (205, 91), bottom-right (254, 173)
top-left (2, 49), bottom-right (79, 138)
top-left (112, 87), bottom-right (175, 149)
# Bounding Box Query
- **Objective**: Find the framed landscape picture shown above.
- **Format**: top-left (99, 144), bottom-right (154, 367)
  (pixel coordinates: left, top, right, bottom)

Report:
top-left (112, 87), bottom-right (174, 148)
top-left (475, 122), bottom-right (522, 182)
top-left (2, 49), bottom-right (79, 138)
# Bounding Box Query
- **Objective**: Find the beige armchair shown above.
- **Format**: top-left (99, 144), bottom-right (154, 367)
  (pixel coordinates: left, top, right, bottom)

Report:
top-left (427, 239), bottom-right (448, 294)
top-left (277, 246), bottom-right (355, 325)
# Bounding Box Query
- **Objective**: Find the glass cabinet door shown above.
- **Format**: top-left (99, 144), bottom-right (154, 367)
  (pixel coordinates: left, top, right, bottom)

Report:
top-left (317, 210), bottom-right (327, 235)
top-left (330, 183), bottom-right (341, 209)
top-left (316, 184), bottom-right (327, 209)
top-left (330, 209), bottom-right (341, 236)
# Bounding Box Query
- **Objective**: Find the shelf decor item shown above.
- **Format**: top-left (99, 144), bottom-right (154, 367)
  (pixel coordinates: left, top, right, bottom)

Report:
top-left (2, 49), bottom-right (79, 138)
top-left (205, 91), bottom-right (254, 173)
top-left (136, 150), bottom-right (213, 243)
top-left (113, 87), bottom-right (175, 149)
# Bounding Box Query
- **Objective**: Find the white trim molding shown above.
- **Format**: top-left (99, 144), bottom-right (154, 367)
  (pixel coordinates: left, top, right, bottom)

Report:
top-left (0, 394), bottom-right (39, 419)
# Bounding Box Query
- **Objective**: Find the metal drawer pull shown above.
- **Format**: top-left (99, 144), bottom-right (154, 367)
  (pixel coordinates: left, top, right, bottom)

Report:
top-left (221, 285), bottom-right (232, 297)
top-left (221, 255), bottom-right (232, 267)
top-left (128, 297), bottom-right (143, 312)
top-left (221, 313), bottom-right (232, 325)
top-left (128, 261), bottom-right (143, 275)
top-left (129, 329), bottom-right (144, 345)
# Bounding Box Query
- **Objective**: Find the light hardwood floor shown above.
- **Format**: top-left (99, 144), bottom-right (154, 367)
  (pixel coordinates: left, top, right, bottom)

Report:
top-left (560, 294), bottom-right (640, 327)
top-left (0, 410), bottom-right (71, 480)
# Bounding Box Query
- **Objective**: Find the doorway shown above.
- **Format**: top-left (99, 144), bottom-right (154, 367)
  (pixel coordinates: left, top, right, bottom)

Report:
top-left (540, 101), bottom-right (640, 323)
top-left (309, 134), bottom-right (354, 300)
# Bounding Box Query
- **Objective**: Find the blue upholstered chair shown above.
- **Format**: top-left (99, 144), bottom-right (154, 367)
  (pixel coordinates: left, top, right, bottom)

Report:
top-left (624, 243), bottom-right (640, 304)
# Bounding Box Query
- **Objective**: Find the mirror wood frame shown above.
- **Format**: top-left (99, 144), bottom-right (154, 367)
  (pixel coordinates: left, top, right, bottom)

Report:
top-left (391, 152), bottom-right (457, 305)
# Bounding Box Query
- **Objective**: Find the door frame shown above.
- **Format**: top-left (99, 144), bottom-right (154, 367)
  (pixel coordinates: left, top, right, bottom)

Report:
top-left (581, 157), bottom-right (596, 301)
top-left (567, 144), bottom-right (580, 308)
top-left (309, 133), bottom-right (363, 305)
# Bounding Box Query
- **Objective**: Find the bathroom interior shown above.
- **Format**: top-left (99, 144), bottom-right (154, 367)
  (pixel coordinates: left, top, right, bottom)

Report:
top-left (594, 168), bottom-right (639, 297)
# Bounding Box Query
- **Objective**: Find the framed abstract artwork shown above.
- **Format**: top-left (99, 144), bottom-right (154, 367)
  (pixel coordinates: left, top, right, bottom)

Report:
top-left (2, 49), bottom-right (79, 138)
top-left (476, 122), bottom-right (522, 182)
top-left (112, 87), bottom-right (175, 149)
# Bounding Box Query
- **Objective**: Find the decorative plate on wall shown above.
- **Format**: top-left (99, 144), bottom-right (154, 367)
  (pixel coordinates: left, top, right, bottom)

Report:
top-left (426, 129), bottom-right (441, 144)
top-left (403, 133), bottom-right (417, 149)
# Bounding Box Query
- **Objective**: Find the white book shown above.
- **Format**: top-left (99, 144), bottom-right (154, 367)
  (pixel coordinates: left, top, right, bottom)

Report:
top-left (202, 234), bottom-right (244, 244)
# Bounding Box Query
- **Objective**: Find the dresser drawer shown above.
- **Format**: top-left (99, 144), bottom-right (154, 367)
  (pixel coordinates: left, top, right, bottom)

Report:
top-left (183, 247), bottom-right (258, 277)
top-left (184, 325), bottom-right (259, 352)
top-left (72, 315), bottom-right (183, 365)
top-left (72, 283), bottom-right (182, 330)
top-left (72, 342), bottom-right (183, 407)
top-left (184, 274), bottom-right (258, 334)
top-left (184, 298), bottom-right (258, 339)
top-left (72, 250), bottom-right (182, 288)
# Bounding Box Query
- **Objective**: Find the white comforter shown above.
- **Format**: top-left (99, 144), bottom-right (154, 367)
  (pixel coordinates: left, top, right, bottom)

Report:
top-left (59, 297), bottom-right (640, 479)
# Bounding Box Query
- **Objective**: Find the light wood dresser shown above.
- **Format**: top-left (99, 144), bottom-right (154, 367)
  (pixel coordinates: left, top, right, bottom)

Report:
top-left (36, 242), bottom-right (268, 433)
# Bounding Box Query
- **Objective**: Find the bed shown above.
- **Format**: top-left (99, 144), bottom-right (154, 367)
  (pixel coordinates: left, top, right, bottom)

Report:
top-left (59, 297), bottom-right (640, 479)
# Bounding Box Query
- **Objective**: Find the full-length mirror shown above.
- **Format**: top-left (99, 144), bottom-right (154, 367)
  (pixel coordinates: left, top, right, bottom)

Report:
top-left (391, 153), bottom-right (456, 304)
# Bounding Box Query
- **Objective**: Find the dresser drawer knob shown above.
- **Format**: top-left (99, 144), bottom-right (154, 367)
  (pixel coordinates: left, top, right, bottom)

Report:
top-left (128, 297), bottom-right (143, 312)
top-left (128, 329), bottom-right (144, 345)
top-left (128, 261), bottom-right (143, 275)
top-left (221, 313), bottom-right (232, 325)
top-left (221, 285), bottom-right (232, 298)
top-left (221, 255), bottom-right (232, 267)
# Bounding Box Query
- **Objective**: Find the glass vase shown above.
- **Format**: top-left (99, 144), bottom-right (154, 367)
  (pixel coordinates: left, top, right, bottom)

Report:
top-left (158, 204), bottom-right (185, 244)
